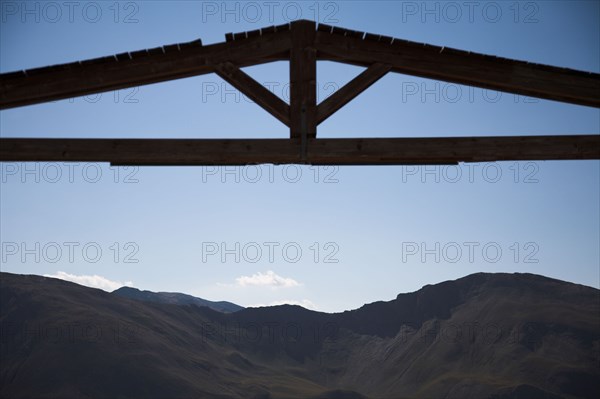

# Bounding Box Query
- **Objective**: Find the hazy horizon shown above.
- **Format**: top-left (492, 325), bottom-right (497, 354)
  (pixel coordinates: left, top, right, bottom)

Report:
top-left (1, 269), bottom-right (598, 315)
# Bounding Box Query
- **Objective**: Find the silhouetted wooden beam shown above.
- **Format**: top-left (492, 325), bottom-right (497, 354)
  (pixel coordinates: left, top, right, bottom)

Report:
top-left (290, 20), bottom-right (317, 142)
top-left (317, 63), bottom-right (391, 125)
top-left (307, 135), bottom-right (600, 164)
top-left (0, 138), bottom-right (302, 165)
top-left (1, 136), bottom-right (597, 165)
top-left (214, 62), bottom-right (290, 127)
top-left (0, 31), bottom-right (291, 110)
top-left (3, 20), bottom-right (599, 112)
top-left (315, 31), bottom-right (600, 108)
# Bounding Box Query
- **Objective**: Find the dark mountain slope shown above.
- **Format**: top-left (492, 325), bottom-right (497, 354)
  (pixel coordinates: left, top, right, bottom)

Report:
top-left (321, 273), bottom-right (600, 398)
top-left (112, 286), bottom-right (243, 313)
top-left (1, 272), bottom-right (598, 399)
top-left (0, 274), bottom-right (237, 398)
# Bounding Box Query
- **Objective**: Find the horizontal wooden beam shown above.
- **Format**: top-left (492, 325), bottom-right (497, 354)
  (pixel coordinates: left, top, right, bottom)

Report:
top-left (0, 31), bottom-right (291, 110)
top-left (306, 135), bottom-right (600, 164)
top-left (1, 136), bottom-right (597, 166)
top-left (214, 62), bottom-right (290, 127)
top-left (317, 63), bottom-right (391, 125)
top-left (0, 138), bottom-right (301, 165)
top-left (315, 31), bottom-right (600, 108)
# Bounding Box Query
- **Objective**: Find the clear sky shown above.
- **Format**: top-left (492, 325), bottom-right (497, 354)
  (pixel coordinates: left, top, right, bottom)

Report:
top-left (1, 0), bottom-right (599, 312)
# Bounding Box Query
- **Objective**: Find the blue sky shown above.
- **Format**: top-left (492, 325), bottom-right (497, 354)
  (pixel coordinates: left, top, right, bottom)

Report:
top-left (1, 0), bottom-right (599, 312)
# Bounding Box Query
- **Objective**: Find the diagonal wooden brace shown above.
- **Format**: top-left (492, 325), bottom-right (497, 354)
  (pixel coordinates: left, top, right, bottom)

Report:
top-left (214, 62), bottom-right (290, 127)
top-left (317, 63), bottom-right (391, 125)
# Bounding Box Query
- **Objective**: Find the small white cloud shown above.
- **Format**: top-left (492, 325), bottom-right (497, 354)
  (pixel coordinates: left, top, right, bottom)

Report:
top-left (233, 270), bottom-right (300, 288)
top-left (43, 271), bottom-right (133, 292)
top-left (248, 299), bottom-right (318, 311)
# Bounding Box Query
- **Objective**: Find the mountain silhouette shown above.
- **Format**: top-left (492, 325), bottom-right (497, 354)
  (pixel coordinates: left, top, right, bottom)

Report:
top-left (112, 286), bottom-right (243, 313)
top-left (0, 272), bottom-right (598, 398)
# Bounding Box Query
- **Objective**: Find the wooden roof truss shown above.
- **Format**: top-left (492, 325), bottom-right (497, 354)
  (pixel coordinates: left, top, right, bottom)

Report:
top-left (1, 20), bottom-right (598, 165)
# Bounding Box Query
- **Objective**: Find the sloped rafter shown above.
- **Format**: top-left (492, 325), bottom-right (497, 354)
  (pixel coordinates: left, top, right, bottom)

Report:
top-left (0, 20), bottom-right (599, 166)
top-left (0, 26), bottom-right (292, 109)
top-left (314, 23), bottom-right (600, 108)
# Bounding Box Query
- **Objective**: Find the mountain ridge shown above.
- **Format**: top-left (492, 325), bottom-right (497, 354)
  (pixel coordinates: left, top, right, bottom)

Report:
top-left (1, 271), bottom-right (598, 398)
top-left (112, 285), bottom-right (243, 313)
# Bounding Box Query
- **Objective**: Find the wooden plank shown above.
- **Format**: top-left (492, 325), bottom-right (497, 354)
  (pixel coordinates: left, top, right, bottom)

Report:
top-left (346, 30), bottom-right (365, 39)
top-left (315, 31), bottom-right (600, 108)
top-left (0, 31), bottom-right (292, 109)
top-left (317, 23), bottom-right (334, 33)
top-left (290, 20), bottom-right (317, 143)
top-left (363, 33), bottom-right (380, 42)
top-left (377, 35), bottom-right (394, 44)
top-left (178, 39), bottom-right (203, 49)
top-left (1, 136), bottom-right (597, 165)
top-left (274, 23), bottom-right (291, 32)
top-left (115, 52), bottom-right (132, 61)
top-left (317, 63), bottom-right (391, 125)
top-left (213, 62), bottom-right (290, 127)
top-left (162, 44), bottom-right (179, 53)
top-left (307, 135), bottom-right (600, 164)
top-left (146, 47), bottom-right (165, 56)
top-left (0, 138), bottom-right (302, 165)
top-left (233, 31), bottom-right (247, 41)
top-left (246, 29), bottom-right (261, 38)
top-left (331, 26), bottom-right (346, 36)
top-left (81, 55), bottom-right (119, 65)
top-left (261, 26), bottom-right (276, 35)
